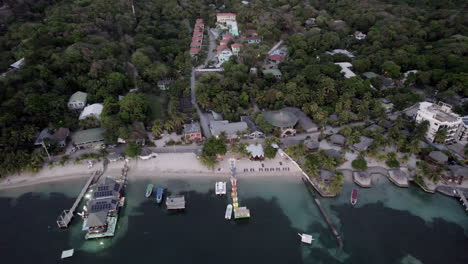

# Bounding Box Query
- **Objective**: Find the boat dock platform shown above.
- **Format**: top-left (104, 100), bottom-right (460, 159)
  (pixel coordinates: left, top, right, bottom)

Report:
top-left (166, 195), bottom-right (186, 210)
top-left (455, 189), bottom-right (468, 211)
top-left (302, 176), bottom-right (343, 251)
top-left (229, 159), bottom-right (250, 219)
top-left (56, 170), bottom-right (101, 228)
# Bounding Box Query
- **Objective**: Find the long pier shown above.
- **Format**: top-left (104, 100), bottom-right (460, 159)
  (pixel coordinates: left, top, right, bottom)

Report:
top-left (455, 189), bottom-right (468, 211)
top-left (302, 177), bottom-right (344, 251)
top-left (56, 172), bottom-right (98, 228)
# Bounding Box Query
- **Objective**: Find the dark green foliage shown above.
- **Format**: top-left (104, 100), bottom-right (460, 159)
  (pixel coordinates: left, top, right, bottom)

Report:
top-left (125, 142), bottom-right (142, 158)
top-left (264, 145), bottom-right (277, 159)
top-left (351, 158), bottom-right (368, 170)
top-left (202, 137), bottom-right (227, 157)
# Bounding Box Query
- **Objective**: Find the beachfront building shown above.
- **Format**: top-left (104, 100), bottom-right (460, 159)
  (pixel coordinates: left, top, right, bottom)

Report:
top-left (68, 91), bottom-right (88, 110)
top-left (240, 116), bottom-right (264, 138)
top-left (428, 151), bottom-right (449, 165)
top-left (210, 120), bottom-right (248, 141)
top-left (264, 109), bottom-right (299, 137)
top-left (84, 177), bottom-right (124, 239)
top-left (139, 147), bottom-right (157, 160)
top-left (72, 128), bottom-right (105, 149)
top-left (262, 68), bottom-right (282, 79)
top-left (415, 102), bottom-right (463, 144)
top-left (183, 122), bottom-right (202, 143)
top-left (79, 103), bottom-right (103, 120)
top-left (283, 107), bottom-right (318, 133)
top-left (246, 144), bottom-right (265, 160)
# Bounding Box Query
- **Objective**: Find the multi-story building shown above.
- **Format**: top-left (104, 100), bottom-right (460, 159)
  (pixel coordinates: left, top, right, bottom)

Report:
top-left (190, 19), bottom-right (204, 56)
top-left (415, 102), bottom-right (462, 144)
top-left (458, 116), bottom-right (468, 142)
top-left (216, 13), bottom-right (236, 23)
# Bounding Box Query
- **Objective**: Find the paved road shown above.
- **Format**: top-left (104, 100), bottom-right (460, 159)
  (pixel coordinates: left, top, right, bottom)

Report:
top-left (203, 26), bottom-right (216, 66)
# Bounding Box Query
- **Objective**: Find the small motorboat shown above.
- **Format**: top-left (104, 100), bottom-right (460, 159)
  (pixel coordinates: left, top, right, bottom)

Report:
top-left (298, 233), bottom-right (314, 244)
top-left (225, 204), bottom-right (233, 220)
top-left (351, 189), bottom-right (358, 205)
top-left (156, 187), bottom-right (164, 204)
top-left (145, 184), bottom-right (154, 198)
top-left (215, 182), bottom-right (226, 195)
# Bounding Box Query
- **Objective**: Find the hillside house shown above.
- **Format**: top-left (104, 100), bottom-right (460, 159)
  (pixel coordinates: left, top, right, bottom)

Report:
top-left (68, 91), bottom-right (88, 110)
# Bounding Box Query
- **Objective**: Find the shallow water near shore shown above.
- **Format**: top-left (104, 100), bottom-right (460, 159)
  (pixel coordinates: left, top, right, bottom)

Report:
top-left (0, 175), bottom-right (467, 264)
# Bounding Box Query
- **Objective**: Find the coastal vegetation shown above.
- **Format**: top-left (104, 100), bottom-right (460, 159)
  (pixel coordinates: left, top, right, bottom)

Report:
top-left (352, 157), bottom-right (368, 171)
top-left (200, 137), bottom-right (227, 169)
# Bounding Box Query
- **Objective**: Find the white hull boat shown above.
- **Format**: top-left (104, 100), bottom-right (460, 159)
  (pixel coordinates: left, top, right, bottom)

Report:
top-left (225, 204), bottom-right (233, 220)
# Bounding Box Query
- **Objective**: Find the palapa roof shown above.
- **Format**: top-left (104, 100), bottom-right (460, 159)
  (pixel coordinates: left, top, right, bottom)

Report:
top-left (319, 170), bottom-right (335, 181)
top-left (264, 110), bottom-right (298, 128)
top-left (240, 116), bottom-right (261, 132)
top-left (428, 151), bottom-right (448, 164)
top-left (210, 121), bottom-right (248, 137)
top-left (86, 211), bottom-right (108, 228)
top-left (448, 165), bottom-right (468, 177)
top-left (246, 144), bottom-right (264, 157)
top-left (305, 139), bottom-right (319, 150)
top-left (352, 136), bottom-right (374, 151)
top-left (324, 149), bottom-right (341, 158)
top-left (330, 134), bottom-right (346, 146)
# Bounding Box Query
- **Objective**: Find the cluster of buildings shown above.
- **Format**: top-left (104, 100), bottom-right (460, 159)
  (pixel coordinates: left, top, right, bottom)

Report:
top-left (415, 102), bottom-right (468, 144)
top-left (215, 13), bottom-right (243, 65)
top-left (190, 19), bottom-right (205, 56)
top-left (262, 45), bottom-right (288, 80)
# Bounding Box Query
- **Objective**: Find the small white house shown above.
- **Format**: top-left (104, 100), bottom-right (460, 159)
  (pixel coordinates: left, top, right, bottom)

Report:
top-left (79, 103), bottom-right (103, 120)
top-left (68, 91), bottom-right (88, 110)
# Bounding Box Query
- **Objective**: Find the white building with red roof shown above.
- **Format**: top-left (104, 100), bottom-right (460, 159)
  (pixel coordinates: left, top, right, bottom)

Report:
top-left (231, 43), bottom-right (242, 56)
top-left (216, 13), bottom-right (236, 23)
top-left (190, 18), bottom-right (204, 56)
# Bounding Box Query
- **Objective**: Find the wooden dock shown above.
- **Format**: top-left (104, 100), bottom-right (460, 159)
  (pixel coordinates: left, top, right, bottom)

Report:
top-left (302, 177), bottom-right (344, 251)
top-left (455, 189), bottom-right (468, 211)
top-left (56, 171), bottom-right (98, 228)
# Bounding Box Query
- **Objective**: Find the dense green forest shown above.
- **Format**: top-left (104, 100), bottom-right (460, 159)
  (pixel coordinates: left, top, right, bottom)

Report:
top-left (0, 0), bottom-right (467, 176)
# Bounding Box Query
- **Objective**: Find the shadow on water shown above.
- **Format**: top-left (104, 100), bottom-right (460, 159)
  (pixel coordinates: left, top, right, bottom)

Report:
top-left (332, 201), bottom-right (468, 264)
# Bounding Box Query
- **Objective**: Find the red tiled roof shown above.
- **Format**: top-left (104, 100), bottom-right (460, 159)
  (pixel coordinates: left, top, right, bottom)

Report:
top-left (268, 54), bottom-right (283, 61)
top-left (216, 45), bottom-right (229, 55)
top-left (192, 36), bottom-right (203, 41)
top-left (190, 47), bottom-right (201, 55)
top-left (195, 23), bottom-right (204, 28)
top-left (196, 19), bottom-right (204, 23)
top-left (231, 43), bottom-right (242, 49)
top-left (222, 33), bottom-right (233, 40)
top-left (193, 32), bottom-right (203, 38)
top-left (190, 42), bottom-right (202, 48)
top-left (217, 13), bottom-right (236, 17)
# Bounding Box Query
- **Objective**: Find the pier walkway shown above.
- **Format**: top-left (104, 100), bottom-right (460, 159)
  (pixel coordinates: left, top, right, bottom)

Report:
top-left (455, 189), bottom-right (468, 211)
top-left (56, 172), bottom-right (97, 228)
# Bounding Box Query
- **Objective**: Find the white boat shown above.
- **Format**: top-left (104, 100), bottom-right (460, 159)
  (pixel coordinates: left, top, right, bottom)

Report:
top-left (298, 233), bottom-right (314, 244)
top-left (215, 182), bottom-right (226, 195)
top-left (225, 204), bottom-right (233, 220)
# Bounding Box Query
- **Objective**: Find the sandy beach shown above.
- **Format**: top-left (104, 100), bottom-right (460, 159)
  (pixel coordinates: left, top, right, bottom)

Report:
top-left (0, 152), bottom-right (302, 190)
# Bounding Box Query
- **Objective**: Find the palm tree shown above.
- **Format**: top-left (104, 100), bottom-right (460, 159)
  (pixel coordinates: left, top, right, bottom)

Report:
top-left (152, 120), bottom-right (164, 137)
top-left (219, 131), bottom-right (228, 142)
top-left (164, 120), bottom-right (176, 132)
top-left (434, 129), bottom-right (447, 144)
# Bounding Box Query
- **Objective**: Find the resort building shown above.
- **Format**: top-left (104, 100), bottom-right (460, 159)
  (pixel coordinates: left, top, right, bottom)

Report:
top-left (283, 107), bottom-right (318, 133)
top-left (428, 151), bottom-right (449, 165)
top-left (305, 139), bottom-right (319, 152)
top-left (139, 147), bottom-right (157, 160)
top-left (84, 177), bottom-right (124, 239)
top-left (72, 128), bottom-right (105, 149)
top-left (68, 91), bottom-right (88, 110)
top-left (240, 116), bottom-right (264, 138)
top-left (79, 103), bottom-right (103, 120)
top-left (246, 144), bottom-right (264, 160)
top-left (231, 43), bottom-right (242, 56)
top-left (330, 134), bottom-right (346, 147)
top-left (209, 120), bottom-right (248, 140)
top-left (457, 116), bottom-right (468, 142)
top-left (216, 13), bottom-right (237, 23)
top-left (318, 169), bottom-right (335, 184)
top-left (183, 122), bottom-right (202, 143)
top-left (335, 62), bottom-right (356, 79)
top-left (217, 45), bottom-right (233, 63)
top-left (264, 110), bottom-right (299, 137)
top-left (246, 36), bottom-right (262, 44)
top-left (190, 18), bottom-right (204, 56)
top-left (268, 54), bottom-right (283, 64)
top-left (415, 102), bottom-right (462, 144)
top-left (352, 136), bottom-right (374, 152)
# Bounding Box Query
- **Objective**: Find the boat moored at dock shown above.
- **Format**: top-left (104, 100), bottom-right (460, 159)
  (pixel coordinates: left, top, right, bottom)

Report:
top-left (166, 195), bottom-right (185, 210)
top-left (156, 187), bottom-right (164, 204)
top-left (215, 182), bottom-right (226, 195)
top-left (225, 204), bottom-right (233, 220)
top-left (351, 189), bottom-right (358, 205)
top-left (146, 184), bottom-right (154, 198)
